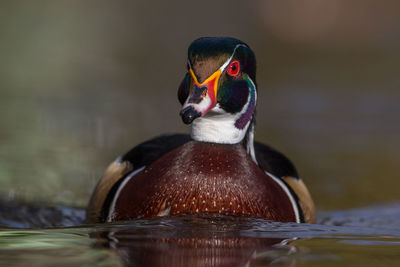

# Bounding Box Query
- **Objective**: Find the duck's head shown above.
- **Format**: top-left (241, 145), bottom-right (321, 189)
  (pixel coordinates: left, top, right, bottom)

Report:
top-left (178, 37), bottom-right (257, 145)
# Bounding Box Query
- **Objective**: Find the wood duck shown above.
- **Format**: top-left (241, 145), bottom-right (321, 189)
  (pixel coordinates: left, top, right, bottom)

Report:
top-left (86, 37), bottom-right (316, 224)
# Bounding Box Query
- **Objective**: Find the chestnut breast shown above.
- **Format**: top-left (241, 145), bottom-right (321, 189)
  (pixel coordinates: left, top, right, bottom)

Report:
top-left (108, 141), bottom-right (296, 222)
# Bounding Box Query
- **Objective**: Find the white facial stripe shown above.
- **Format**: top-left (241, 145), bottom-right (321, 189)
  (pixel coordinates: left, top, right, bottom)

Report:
top-left (219, 44), bottom-right (247, 72)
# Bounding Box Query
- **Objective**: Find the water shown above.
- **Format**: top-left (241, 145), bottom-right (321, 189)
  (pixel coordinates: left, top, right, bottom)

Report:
top-left (0, 202), bottom-right (400, 266)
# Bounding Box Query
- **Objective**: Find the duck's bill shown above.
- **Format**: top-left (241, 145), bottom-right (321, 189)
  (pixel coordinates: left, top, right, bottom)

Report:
top-left (180, 69), bottom-right (221, 124)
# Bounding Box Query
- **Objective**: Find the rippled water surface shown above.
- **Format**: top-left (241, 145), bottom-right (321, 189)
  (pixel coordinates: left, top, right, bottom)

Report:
top-left (1, 202), bottom-right (400, 266)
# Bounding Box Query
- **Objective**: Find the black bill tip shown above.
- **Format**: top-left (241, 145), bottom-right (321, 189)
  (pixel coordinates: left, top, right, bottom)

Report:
top-left (180, 106), bottom-right (201, 124)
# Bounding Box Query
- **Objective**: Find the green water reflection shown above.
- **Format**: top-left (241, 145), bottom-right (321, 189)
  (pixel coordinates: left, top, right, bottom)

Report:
top-left (293, 238), bottom-right (400, 266)
top-left (0, 219), bottom-right (400, 266)
top-left (0, 228), bottom-right (121, 266)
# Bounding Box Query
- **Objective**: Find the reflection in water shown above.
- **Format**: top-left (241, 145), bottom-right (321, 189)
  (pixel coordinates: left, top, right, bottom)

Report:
top-left (1, 203), bottom-right (400, 266)
top-left (107, 235), bottom-right (293, 266)
top-left (92, 216), bottom-right (296, 266)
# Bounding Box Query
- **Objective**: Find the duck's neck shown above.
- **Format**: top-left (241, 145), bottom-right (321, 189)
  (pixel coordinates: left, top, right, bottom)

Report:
top-left (190, 74), bottom-right (257, 162)
top-left (190, 107), bottom-right (258, 164)
top-left (190, 105), bottom-right (253, 144)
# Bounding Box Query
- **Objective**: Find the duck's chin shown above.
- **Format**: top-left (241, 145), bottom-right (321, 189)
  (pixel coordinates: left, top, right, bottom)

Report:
top-left (190, 105), bottom-right (251, 144)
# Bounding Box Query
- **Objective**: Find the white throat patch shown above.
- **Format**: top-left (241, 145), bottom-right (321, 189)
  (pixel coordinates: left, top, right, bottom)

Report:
top-left (190, 104), bottom-right (251, 144)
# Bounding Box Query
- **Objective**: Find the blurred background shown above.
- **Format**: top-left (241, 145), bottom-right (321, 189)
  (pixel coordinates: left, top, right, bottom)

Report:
top-left (0, 0), bottom-right (399, 210)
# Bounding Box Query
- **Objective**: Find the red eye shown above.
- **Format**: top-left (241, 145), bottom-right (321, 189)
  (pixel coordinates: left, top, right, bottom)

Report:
top-left (227, 60), bottom-right (240, 77)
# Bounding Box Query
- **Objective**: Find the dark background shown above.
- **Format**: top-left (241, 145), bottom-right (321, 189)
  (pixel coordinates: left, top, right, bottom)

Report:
top-left (0, 0), bottom-right (399, 210)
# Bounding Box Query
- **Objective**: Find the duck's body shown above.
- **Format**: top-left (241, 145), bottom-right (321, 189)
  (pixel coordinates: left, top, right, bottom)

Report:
top-left (86, 37), bottom-right (316, 223)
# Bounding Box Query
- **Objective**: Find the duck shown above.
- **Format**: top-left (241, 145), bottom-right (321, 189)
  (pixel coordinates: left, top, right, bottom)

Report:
top-left (86, 37), bottom-right (316, 224)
